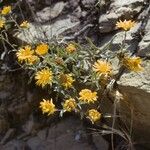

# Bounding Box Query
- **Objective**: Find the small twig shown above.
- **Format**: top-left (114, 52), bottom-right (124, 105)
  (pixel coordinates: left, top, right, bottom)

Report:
top-left (0, 35), bottom-right (17, 51)
top-left (111, 93), bottom-right (118, 150)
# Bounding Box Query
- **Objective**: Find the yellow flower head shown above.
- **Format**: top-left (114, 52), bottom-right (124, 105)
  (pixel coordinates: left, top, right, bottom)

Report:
top-left (16, 45), bottom-right (34, 63)
top-left (27, 55), bottom-right (39, 65)
top-left (59, 73), bottom-right (74, 89)
top-left (35, 68), bottom-right (53, 88)
top-left (66, 43), bottom-right (76, 53)
top-left (35, 43), bottom-right (49, 56)
top-left (93, 60), bottom-right (112, 76)
top-left (1, 6), bottom-right (11, 15)
top-left (63, 98), bottom-right (77, 112)
top-left (39, 99), bottom-right (56, 115)
top-left (0, 19), bottom-right (5, 29)
top-left (122, 56), bottom-right (143, 72)
top-left (20, 21), bottom-right (30, 29)
top-left (79, 89), bottom-right (98, 104)
top-left (87, 109), bottom-right (101, 124)
top-left (116, 20), bottom-right (136, 31)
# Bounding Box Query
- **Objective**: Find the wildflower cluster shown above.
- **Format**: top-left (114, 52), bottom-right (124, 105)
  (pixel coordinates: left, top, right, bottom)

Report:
top-left (0, 4), bottom-right (30, 37)
top-left (16, 41), bottom-right (104, 123)
top-left (14, 19), bottom-right (144, 124)
top-left (0, 4), bottom-right (144, 125)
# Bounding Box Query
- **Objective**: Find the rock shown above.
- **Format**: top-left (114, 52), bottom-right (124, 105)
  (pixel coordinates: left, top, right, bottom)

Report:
top-left (67, 0), bottom-right (80, 8)
top-left (8, 102), bottom-right (31, 123)
top-left (15, 18), bottom-right (80, 43)
top-left (22, 114), bottom-right (42, 134)
top-left (0, 118), bottom-right (9, 134)
top-left (112, 31), bottom-right (133, 50)
top-left (47, 117), bottom-right (83, 139)
top-left (0, 103), bottom-right (9, 134)
top-left (27, 136), bottom-right (42, 150)
top-left (24, 0), bottom-right (55, 10)
top-left (138, 19), bottom-right (150, 57)
top-left (26, 117), bottom-right (87, 150)
top-left (99, 22), bottom-right (141, 53)
top-left (118, 60), bottom-right (150, 93)
top-left (111, 0), bottom-right (144, 17)
top-left (36, 2), bottom-right (66, 22)
top-left (81, 11), bottom-right (88, 18)
top-left (110, 30), bottom-right (138, 52)
top-left (99, 0), bottom-right (145, 33)
top-left (45, 0), bottom-right (55, 5)
top-left (25, 116), bottom-right (109, 150)
top-left (0, 75), bottom-right (14, 102)
top-left (97, 0), bottom-right (111, 10)
top-left (1, 140), bottom-right (27, 150)
top-left (72, 6), bottom-right (82, 20)
top-left (117, 60), bottom-right (150, 149)
top-left (99, 13), bottom-right (118, 33)
top-left (92, 133), bottom-right (109, 150)
top-left (0, 129), bottom-right (15, 145)
top-left (111, 0), bottom-right (144, 7)
top-left (37, 128), bottom-right (48, 140)
top-left (81, 0), bottom-right (97, 8)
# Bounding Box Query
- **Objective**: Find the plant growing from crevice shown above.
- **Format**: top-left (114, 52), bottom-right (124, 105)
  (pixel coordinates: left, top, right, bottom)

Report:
top-left (0, 3), bottom-right (144, 149)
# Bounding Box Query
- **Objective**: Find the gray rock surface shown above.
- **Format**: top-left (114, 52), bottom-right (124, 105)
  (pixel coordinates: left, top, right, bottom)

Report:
top-left (36, 2), bottom-right (66, 22)
top-left (99, 0), bottom-right (145, 33)
top-left (81, 0), bottom-right (97, 8)
top-left (138, 19), bottom-right (150, 57)
top-left (0, 140), bottom-right (27, 150)
top-left (99, 13), bottom-right (118, 33)
top-left (99, 22), bottom-right (141, 53)
top-left (1, 117), bottom-right (108, 150)
top-left (118, 60), bottom-right (150, 93)
top-left (117, 60), bottom-right (150, 149)
top-left (15, 18), bottom-right (80, 43)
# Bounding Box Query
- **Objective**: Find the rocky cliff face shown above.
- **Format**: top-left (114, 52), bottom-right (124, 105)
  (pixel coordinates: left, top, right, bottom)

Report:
top-left (0, 0), bottom-right (150, 149)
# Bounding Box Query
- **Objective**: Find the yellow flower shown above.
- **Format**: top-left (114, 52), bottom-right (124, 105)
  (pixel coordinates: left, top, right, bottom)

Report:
top-left (122, 56), bottom-right (143, 72)
top-left (93, 60), bottom-right (112, 76)
top-left (16, 45), bottom-right (34, 63)
top-left (39, 99), bottom-right (56, 115)
top-left (66, 43), bottom-right (76, 53)
top-left (0, 19), bottom-right (5, 28)
top-left (63, 98), bottom-right (77, 112)
top-left (27, 55), bottom-right (39, 65)
top-left (59, 73), bottom-right (74, 89)
top-left (1, 6), bottom-right (11, 15)
top-left (35, 68), bottom-right (53, 88)
top-left (35, 43), bottom-right (49, 56)
top-left (20, 21), bottom-right (30, 28)
top-left (116, 20), bottom-right (136, 31)
top-left (79, 89), bottom-right (98, 104)
top-left (87, 109), bottom-right (101, 124)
